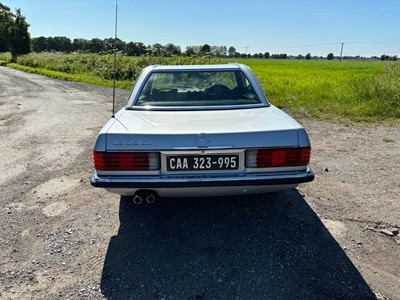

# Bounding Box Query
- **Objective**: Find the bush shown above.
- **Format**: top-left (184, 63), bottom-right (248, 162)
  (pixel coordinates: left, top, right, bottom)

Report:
top-left (14, 52), bottom-right (222, 82)
top-left (351, 63), bottom-right (400, 118)
top-left (0, 52), bottom-right (12, 63)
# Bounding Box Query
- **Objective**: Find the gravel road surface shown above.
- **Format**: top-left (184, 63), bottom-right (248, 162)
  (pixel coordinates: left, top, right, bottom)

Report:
top-left (0, 66), bottom-right (399, 299)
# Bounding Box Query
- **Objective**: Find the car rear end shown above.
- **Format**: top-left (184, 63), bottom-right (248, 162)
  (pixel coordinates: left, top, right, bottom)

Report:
top-left (91, 109), bottom-right (314, 198)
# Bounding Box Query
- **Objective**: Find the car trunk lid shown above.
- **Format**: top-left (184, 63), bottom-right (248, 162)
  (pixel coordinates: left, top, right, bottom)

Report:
top-left (105, 107), bottom-right (301, 150)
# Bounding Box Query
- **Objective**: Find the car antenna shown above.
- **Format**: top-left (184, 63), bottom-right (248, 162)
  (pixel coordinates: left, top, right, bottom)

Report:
top-left (111, 0), bottom-right (118, 118)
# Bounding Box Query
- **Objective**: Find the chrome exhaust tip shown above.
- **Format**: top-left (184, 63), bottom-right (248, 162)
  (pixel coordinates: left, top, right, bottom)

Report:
top-left (146, 193), bottom-right (156, 204)
top-left (132, 194), bottom-right (143, 205)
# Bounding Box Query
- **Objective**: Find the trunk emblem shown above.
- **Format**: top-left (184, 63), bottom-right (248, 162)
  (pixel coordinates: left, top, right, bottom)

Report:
top-left (113, 140), bottom-right (150, 146)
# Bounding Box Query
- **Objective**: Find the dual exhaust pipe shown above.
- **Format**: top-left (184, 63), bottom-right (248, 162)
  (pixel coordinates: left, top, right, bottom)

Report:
top-left (132, 190), bottom-right (157, 205)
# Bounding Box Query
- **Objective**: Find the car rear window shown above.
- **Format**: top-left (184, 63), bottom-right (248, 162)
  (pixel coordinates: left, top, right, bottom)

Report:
top-left (135, 70), bottom-right (261, 107)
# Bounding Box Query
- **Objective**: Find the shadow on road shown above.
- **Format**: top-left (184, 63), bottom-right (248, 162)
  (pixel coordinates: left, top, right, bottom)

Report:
top-left (100, 190), bottom-right (375, 299)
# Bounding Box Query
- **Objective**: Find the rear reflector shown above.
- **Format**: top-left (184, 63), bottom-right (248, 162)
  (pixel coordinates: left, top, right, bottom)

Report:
top-left (246, 147), bottom-right (311, 168)
top-left (93, 151), bottom-right (160, 171)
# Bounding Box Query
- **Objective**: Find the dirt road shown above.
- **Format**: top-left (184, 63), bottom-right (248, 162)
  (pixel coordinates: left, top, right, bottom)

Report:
top-left (0, 66), bottom-right (399, 299)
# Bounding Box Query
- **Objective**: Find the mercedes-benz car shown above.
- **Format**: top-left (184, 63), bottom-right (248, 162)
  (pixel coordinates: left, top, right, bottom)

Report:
top-left (91, 64), bottom-right (314, 203)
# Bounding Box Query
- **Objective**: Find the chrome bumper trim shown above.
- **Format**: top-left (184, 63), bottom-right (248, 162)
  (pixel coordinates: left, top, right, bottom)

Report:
top-left (90, 166), bottom-right (314, 189)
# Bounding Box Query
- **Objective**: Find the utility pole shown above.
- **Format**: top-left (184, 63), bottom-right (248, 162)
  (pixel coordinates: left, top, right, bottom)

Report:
top-left (245, 46), bottom-right (248, 57)
top-left (339, 42), bottom-right (345, 61)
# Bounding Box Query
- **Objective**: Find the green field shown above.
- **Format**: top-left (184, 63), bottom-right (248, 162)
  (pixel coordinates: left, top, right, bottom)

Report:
top-left (1, 52), bottom-right (399, 122)
top-left (235, 59), bottom-right (399, 122)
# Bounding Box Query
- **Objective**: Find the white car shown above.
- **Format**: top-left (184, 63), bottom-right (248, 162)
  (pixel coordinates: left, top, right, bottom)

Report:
top-left (91, 64), bottom-right (314, 203)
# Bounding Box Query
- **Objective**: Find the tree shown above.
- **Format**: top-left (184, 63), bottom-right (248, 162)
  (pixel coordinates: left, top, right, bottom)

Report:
top-left (200, 44), bottom-right (211, 54)
top-left (264, 52), bottom-right (270, 59)
top-left (305, 53), bottom-right (311, 60)
top-left (151, 43), bottom-right (163, 56)
top-left (211, 45), bottom-right (227, 57)
top-left (125, 42), bottom-right (146, 56)
top-left (271, 53), bottom-right (287, 59)
top-left (73, 38), bottom-right (90, 52)
top-left (163, 43), bottom-right (181, 56)
top-left (380, 54), bottom-right (388, 61)
top-left (185, 46), bottom-right (195, 56)
top-left (327, 53), bottom-right (334, 60)
top-left (0, 4), bottom-right (31, 59)
top-left (50, 36), bottom-right (72, 52)
top-left (228, 46), bottom-right (236, 57)
top-left (186, 45), bottom-right (201, 54)
top-left (103, 37), bottom-right (125, 53)
top-left (31, 36), bottom-right (48, 52)
top-left (103, 37), bottom-right (115, 53)
top-left (0, 3), bottom-right (13, 52)
top-left (88, 38), bottom-right (104, 53)
top-left (10, 8), bottom-right (31, 60)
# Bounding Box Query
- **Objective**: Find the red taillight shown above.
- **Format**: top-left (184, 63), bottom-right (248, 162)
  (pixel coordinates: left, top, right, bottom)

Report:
top-left (246, 147), bottom-right (311, 168)
top-left (93, 151), bottom-right (160, 171)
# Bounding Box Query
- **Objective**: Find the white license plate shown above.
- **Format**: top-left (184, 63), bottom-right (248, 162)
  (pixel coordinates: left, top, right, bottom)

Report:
top-left (166, 155), bottom-right (239, 171)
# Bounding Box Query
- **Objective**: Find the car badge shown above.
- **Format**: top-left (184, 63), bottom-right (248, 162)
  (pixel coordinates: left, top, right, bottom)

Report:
top-left (112, 140), bottom-right (150, 146)
top-left (196, 133), bottom-right (210, 148)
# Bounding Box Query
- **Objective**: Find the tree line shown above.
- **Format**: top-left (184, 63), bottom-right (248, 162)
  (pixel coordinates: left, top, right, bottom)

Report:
top-left (27, 37), bottom-right (348, 61)
top-left (31, 36), bottom-right (185, 57)
top-left (0, 3), bottom-right (30, 60)
top-left (30, 36), bottom-right (284, 59)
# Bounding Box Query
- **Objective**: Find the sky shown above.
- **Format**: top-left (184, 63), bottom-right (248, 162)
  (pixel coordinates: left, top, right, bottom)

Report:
top-left (3, 0), bottom-right (400, 57)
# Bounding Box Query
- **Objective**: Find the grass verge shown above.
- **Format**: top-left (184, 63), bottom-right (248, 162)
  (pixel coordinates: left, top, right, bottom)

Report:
top-left (6, 63), bottom-right (133, 90)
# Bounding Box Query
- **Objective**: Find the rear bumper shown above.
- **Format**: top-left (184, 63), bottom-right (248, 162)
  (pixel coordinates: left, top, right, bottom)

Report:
top-left (90, 166), bottom-right (314, 196)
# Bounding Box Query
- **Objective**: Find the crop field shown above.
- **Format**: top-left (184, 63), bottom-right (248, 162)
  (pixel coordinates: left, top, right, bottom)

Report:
top-left (236, 59), bottom-right (400, 121)
top-left (1, 52), bottom-right (399, 121)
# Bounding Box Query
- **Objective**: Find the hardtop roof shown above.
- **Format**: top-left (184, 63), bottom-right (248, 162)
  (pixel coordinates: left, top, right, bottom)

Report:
top-left (148, 63), bottom-right (244, 72)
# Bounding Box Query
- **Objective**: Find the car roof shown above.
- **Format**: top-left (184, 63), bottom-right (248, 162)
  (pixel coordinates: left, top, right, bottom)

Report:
top-left (147, 63), bottom-right (245, 72)
top-left (127, 63), bottom-right (269, 108)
